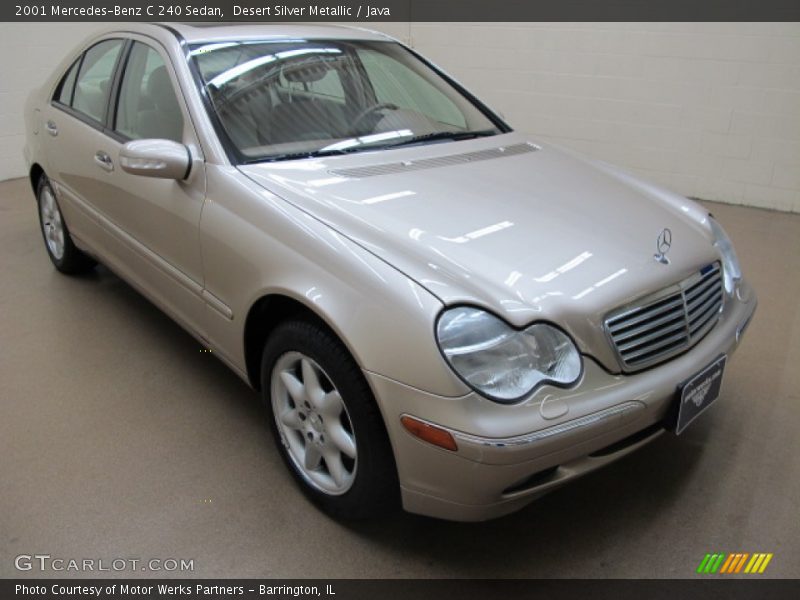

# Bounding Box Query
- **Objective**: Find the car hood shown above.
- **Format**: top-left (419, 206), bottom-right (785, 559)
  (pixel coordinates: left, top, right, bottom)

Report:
top-left (239, 132), bottom-right (719, 370)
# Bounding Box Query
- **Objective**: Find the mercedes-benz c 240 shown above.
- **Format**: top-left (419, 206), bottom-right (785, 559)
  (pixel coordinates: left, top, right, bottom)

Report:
top-left (24, 23), bottom-right (756, 520)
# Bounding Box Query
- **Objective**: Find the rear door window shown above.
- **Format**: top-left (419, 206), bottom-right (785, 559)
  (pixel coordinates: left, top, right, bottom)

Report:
top-left (71, 39), bottom-right (124, 123)
top-left (54, 59), bottom-right (80, 105)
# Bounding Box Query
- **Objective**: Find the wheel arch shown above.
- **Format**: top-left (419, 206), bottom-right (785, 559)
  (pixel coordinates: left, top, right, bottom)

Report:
top-left (243, 292), bottom-right (362, 392)
top-left (29, 163), bottom-right (45, 196)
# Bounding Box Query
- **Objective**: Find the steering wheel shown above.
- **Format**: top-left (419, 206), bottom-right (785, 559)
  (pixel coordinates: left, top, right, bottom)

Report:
top-left (351, 102), bottom-right (398, 132)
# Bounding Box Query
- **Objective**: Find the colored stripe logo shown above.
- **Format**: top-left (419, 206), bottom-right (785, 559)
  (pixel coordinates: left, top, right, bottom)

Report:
top-left (697, 553), bottom-right (773, 574)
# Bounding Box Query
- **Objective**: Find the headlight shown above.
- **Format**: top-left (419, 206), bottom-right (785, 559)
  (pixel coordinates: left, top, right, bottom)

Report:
top-left (708, 216), bottom-right (742, 295)
top-left (436, 306), bottom-right (582, 403)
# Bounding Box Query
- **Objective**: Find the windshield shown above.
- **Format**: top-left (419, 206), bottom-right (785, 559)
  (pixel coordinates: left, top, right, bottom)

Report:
top-left (189, 39), bottom-right (506, 162)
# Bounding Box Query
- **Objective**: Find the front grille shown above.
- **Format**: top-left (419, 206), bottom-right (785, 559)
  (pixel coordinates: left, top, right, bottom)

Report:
top-left (605, 263), bottom-right (724, 371)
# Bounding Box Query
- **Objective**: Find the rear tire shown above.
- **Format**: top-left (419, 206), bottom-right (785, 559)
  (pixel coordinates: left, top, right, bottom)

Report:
top-left (36, 176), bottom-right (95, 275)
top-left (261, 319), bottom-right (399, 519)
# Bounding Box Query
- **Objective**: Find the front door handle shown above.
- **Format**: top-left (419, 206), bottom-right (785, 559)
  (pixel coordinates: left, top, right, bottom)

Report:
top-left (94, 151), bottom-right (114, 172)
top-left (45, 120), bottom-right (58, 137)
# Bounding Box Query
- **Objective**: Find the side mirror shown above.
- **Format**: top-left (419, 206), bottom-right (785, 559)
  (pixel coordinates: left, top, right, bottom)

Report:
top-left (119, 139), bottom-right (190, 180)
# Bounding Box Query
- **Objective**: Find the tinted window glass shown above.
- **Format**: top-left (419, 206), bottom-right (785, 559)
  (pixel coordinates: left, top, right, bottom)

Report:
top-left (115, 42), bottom-right (184, 142)
top-left (72, 39), bottom-right (124, 123)
top-left (55, 59), bottom-right (80, 105)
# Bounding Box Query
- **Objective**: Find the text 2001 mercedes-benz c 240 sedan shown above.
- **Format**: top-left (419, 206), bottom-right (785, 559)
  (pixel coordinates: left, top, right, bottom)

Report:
top-left (24, 23), bottom-right (756, 521)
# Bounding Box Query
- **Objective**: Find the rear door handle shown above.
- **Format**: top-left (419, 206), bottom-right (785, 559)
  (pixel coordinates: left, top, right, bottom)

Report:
top-left (45, 120), bottom-right (58, 137)
top-left (94, 151), bottom-right (114, 172)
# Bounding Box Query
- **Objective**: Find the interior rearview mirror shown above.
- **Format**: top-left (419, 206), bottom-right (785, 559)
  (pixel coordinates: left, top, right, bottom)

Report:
top-left (119, 139), bottom-right (191, 180)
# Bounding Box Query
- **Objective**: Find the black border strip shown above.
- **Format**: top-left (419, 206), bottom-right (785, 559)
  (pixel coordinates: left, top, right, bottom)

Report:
top-left (3, 579), bottom-right (799, 600)
top-left (4, 1), bottom-right (800, 21)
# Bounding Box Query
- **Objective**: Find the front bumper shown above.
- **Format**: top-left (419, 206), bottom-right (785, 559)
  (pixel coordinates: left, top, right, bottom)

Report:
top-left (367, 280), bottom-right (757, 521)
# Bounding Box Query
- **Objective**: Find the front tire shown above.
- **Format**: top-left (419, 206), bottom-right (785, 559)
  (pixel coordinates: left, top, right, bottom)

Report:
top-left (36, 176), bottom-right (95, 275)
top-left (261, 319), bottom-right (399, 519)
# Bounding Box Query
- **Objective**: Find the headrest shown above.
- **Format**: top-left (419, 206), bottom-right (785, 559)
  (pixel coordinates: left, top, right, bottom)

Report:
top-left (281, 56), bottom-right (331, 84)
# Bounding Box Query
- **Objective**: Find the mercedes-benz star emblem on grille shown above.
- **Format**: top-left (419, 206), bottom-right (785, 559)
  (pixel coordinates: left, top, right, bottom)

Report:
top-left (654, 228), bottom-right (672, 264)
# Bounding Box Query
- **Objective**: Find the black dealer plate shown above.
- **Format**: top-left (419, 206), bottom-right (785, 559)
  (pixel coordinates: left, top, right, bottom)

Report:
top-left (676, 356), bottom-right (727, 434)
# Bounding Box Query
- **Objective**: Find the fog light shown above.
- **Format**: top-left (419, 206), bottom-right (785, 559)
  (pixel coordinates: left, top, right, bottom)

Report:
top-left (400, 415), bottom-right (458, 451)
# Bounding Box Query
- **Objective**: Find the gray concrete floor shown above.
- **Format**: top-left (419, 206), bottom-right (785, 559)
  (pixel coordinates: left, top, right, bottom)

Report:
top-left (1, 176), bottom-right (799, 579)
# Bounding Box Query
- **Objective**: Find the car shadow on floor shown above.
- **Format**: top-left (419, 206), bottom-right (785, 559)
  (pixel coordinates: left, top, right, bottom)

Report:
top-left (342, 419), bottom-right (713, 574)
top-left (69, 263), bottom-right (263, 410)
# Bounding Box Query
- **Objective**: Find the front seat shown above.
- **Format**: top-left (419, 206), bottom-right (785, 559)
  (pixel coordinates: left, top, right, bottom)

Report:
top-left (136, 66), bottom-right (183, 142)
top-left (266, 97), bottom-right (335, 144)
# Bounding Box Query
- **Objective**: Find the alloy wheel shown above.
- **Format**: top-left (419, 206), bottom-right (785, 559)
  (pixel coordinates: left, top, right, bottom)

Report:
top-left (39, 186), bottom-right (65, 260)
top-left (270, 351), bottom-right (358, 495)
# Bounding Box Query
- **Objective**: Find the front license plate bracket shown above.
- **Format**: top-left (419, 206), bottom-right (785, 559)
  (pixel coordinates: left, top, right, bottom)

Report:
top-left (674, 355), bottom-right (727, 435)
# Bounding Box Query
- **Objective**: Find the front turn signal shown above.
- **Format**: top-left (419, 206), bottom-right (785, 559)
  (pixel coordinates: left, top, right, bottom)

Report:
top-left (400, 415), bottom-right (458, 452)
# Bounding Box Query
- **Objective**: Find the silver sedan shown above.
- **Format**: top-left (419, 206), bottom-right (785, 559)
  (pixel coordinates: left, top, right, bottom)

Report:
top-left (23, 23), bottom-right (756, 521)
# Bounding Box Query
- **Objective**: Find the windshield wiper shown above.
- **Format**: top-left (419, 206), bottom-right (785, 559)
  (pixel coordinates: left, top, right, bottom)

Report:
top-left (244, 148), bottom-right (352, 164)
top-left (243, 129), bottom-right (498, 163)
top-left (382, 129), bottom-right (497, 149)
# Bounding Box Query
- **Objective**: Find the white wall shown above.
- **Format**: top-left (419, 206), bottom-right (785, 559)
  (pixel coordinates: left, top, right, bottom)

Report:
top-left (2, 22), bottom-right (798, 213)
top-left (385, 22), bottom-right (800, 213)
top-left (0, 23), bottom-right (104, 181)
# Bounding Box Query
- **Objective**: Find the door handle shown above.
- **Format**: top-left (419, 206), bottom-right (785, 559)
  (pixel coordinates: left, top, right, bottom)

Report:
top-left (45, 120), bottom-right (58, 137)
top-left (94, 151), bottom-right (114, 172)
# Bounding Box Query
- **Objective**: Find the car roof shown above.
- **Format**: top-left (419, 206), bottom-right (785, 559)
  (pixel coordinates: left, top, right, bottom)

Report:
top-left (161, 22), bottom-right (393, 44)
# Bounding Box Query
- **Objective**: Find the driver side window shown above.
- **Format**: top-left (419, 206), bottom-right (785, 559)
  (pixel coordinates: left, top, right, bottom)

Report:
top-left (114, 42), bottom-right (184, 143)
